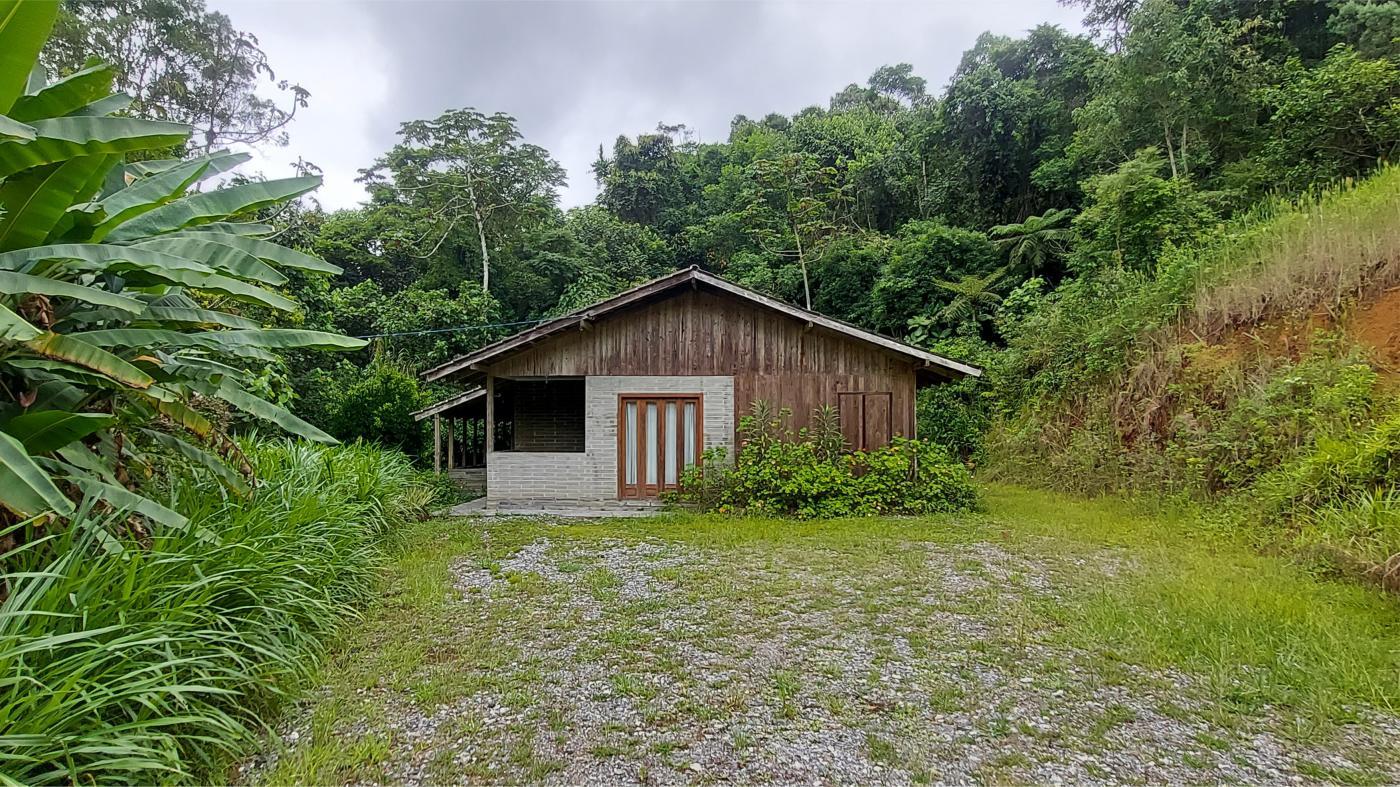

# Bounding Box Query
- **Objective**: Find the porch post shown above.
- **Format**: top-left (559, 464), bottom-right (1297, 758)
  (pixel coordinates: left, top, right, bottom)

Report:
top-left (433, 413), bottom-right (441, 475)
top-left (447, 416), bottom-right (455, 470)
top-left (485, 374), bottom-right (494, 460)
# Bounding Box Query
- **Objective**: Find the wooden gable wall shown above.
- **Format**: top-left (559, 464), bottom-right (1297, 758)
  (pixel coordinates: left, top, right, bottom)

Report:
top-left (487, 288), bottom-right (919, 436)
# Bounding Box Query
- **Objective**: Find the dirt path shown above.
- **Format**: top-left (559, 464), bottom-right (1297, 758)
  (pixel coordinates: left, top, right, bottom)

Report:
top-left (245, 504), bottom-right (1400, 785)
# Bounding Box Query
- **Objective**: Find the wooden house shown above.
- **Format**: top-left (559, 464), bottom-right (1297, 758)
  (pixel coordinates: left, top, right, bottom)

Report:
top-left (415, 267), bottom-right (979, 508)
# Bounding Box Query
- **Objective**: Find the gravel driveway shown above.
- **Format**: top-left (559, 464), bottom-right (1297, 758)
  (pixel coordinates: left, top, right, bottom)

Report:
top-left (246, 513), bottom-right (1400, 785)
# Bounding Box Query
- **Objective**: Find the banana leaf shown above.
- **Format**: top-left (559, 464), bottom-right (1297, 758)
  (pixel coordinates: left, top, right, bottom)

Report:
top-left (22, 331), bottom-right (154, 388)
top-left (1, 302), bottom-right (41, 341)
top-left (91, 151), bottom-right (249, 239)
top-left (207, 380), bottom-right (336, 443)
top-left (172, 231), bottom-right (340, 274)
top-left (137, 237), bottom-right (286, 286)
top-left (0, 431), bottom-right (73, 517)
top-left (1, 410), bottom-right (114, 453)
top-left (138, 306), bottom-right (259, 330)
top-left (0, 113), bottom-right (35, 141)
top-left (0, 0), bottom-right (58, 115)
top-left (0, 154), bottom-right (115, 250)
top-left (0, 270), bottom-right (143, 312)
top-left (104, 176), bottom-right (320, 240)
top-left (196, 328), bottom-right (366, 351)
top-left (8, 61), bottom-right (114, 122)
top-left (140, 428), bottom-right (248, 494)
top-left (66, 473), bottom-right (190, 532)
top-left (0, 116), bottom-right (189, 178)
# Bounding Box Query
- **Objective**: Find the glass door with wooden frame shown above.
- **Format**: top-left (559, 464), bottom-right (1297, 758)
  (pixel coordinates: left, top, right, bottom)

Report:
top-left (618, 395), bottom-right (702, 499)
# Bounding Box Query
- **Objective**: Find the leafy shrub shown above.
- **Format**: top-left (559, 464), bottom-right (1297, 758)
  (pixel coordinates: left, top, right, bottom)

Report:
top-left (1252, 409), bottom-right (1400, 522)
top-left (1252, 46), bottom-right (1400, 195)
top-left (673, 402), bottom-right (979, 518)
top-left (1071, 148), bottom-right (1219, 274)
top-left (914, 335), bottom-right (1001, 460)
top-left (0, 439), bottom-right (430, 783)
top-left (324, 361), bottom-right (428, 456)
top-left (1166, 344), bottom-right (1383, 492)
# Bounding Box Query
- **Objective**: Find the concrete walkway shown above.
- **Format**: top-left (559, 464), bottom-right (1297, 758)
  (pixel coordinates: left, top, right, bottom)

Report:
top-left (443, 497), bottom-right (665, 518)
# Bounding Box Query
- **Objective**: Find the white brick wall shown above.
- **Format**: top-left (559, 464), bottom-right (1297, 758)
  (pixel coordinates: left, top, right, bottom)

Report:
top-left (487, 375), bottom-right (734, 504)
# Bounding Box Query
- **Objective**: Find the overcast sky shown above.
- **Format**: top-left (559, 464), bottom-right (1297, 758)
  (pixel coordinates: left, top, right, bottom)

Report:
top-left (208, 0), bottom-right (1084, 212)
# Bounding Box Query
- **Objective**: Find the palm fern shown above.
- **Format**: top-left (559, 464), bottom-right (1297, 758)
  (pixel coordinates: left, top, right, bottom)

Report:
top-left (989, 207), bottom-right (1074, 275)
top-left (933, 266), bottom-right (1012, 326)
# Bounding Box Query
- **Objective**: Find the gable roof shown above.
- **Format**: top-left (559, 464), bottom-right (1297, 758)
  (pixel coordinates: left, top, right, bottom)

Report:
top-left (422, 266), bottom-right (981, 382)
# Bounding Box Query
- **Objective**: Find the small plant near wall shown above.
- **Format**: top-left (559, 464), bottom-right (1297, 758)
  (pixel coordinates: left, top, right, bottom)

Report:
top-left (672, 401), bottom-right (980, 518)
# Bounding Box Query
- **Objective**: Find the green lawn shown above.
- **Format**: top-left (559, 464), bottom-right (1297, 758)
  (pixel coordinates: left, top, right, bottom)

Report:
top-left (244, 486), bottom-right (1400, 784)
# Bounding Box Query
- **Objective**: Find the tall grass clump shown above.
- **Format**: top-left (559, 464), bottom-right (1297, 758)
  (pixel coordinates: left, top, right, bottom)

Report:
top-left (0, 440), bottom-right (425, 784)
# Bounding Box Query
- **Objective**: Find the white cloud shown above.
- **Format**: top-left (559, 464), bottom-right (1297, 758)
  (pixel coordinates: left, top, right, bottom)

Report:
top-left (209, 0), bottom-right (392, 210)
top-left (208, 0), bottom-right (1084, 211)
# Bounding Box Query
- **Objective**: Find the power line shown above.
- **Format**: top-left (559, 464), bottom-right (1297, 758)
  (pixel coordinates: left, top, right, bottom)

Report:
top-left (351, 317), bottom-right (552, 340)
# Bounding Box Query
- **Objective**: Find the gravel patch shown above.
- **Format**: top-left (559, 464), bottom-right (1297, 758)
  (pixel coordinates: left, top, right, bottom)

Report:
top-left (251, 531), bottom-right (1400, 786)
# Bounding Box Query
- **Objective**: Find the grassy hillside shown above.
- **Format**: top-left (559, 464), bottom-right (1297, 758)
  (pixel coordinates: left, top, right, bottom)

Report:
top-left (984, 166), bottom-right (1400, 589)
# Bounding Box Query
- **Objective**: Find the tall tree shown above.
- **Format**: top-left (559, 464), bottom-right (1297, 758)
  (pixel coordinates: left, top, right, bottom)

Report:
top-left (41, 0), bottom-right (308, 152)
top-left (359, 108), bottom-right (566, 294)
top-left (1060, 0), bottom-right (1141, 52)
top-left (935, 26), bottom-right (1102, 227)
top-left (1069, 0), bottom-right (1273, 184)
top-left (592, 125), bottom-right (697, 233)
top-left (741, 153), bottom-right (853, 309)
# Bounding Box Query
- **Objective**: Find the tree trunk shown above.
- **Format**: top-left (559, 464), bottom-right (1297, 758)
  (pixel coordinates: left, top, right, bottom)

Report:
top-left (1163, 121), bottom-right (1178, 179)
top-left (919, 157), bottom-right (929, 219)
top-left (793, 226), bottom-right (812, 310)
top-left (1179, 121), bottom-right (1189, 177)
top-left (466, 173), bottom-right (490, 292)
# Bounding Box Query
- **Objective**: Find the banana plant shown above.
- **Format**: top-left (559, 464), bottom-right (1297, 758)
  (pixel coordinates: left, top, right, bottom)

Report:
top-left (0, 1), bottom-right (364, 527)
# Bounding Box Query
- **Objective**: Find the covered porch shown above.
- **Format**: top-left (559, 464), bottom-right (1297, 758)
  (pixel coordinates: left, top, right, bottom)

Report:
top-left (412, 388), bottom-right (487, 492)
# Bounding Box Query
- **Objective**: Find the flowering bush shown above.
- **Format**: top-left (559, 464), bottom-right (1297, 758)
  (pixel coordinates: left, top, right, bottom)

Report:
top-left (673, 402), bottom-right (980, 518)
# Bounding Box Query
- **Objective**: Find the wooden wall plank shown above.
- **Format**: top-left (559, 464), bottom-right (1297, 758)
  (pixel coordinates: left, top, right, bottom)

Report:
top-left (488, 289), bottom-right (922, 439)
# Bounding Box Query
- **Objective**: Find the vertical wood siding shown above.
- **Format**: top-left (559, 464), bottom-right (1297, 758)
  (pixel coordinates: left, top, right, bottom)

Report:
top-left (488, 289), bottom-right (919, 437)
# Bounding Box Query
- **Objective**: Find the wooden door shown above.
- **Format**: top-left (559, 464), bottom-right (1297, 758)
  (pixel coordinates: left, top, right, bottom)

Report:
top-left (838, 391), bottom-right (893, 452)
top-left (618, 395), bottom-right (703, 498)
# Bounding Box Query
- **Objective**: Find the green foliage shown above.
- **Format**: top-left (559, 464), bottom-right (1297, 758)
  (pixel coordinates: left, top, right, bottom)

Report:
top-left (358, 107), bottom-right (567, 295)
top-left (985, 164), bottom-right (1400, 585)
top-left (1071, 148), bottom-right (1218, 272)
top-left (1329, 0), bottom-right (1400, 59)
top-left (914, 336), bottom-right (1002, 460)
top-left (0, 11), bottom-right (359, 523)
top-left (327, 280), bottom-right (501, 371)
top-left (1253, 408), bottom-right (1400, 524)
top-left (808, 232), bottom-right (889, 325)
top-left (323, 361), bottom-right (427, 456)
top-left (564, 205), bottom-right (671, 283)
top-left (990, 207), bottom-right (1074, 277)
top-left (42, 0), bottom-right (309, 154)
top-left (1068, 0), bottom-right (1271, 186)
top-left (1252, 46), bottom-right (1400, 194)
top-left (938, 26), bottom-right (1103, 226)
top-left (870, 220), bottom-right (1000, 333)
top-left (674, 401), bottom-right (979, 518)
top-left (0, 439), bottom-right (431, 784)
top-left (1166, 346), bottom-right (1383, 493)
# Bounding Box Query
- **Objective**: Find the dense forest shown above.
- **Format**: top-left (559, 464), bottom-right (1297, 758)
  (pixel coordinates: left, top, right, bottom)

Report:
top-left (52, 0), bottom-right (1395, 464)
